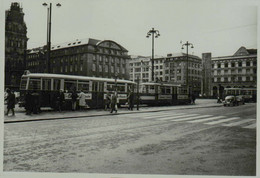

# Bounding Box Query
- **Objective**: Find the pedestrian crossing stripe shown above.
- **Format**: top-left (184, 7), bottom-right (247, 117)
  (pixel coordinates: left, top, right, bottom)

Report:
top-left (222, 119), bottom-right (255, 127)
top-left (157, 114), bottom-right (199, 121)
top-left (187, 116), bottom-right (226, 123)
top-left (204, 117), bottom-right (240, 125)
top-left (169, 115), bottom-right (213, 122)
top-left (127, 112), bottom-right (185, 118)
top-left (242, 123), bottom-right (256, 129)
top-left (143, 113), bottom-right (185, 119)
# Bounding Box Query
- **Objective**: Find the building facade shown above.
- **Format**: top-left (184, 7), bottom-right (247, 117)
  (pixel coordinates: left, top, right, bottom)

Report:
top-left (26, 39), bottom-right (130, 80)
top-left (5, 2), bottom-right (28, 90)
top-left (211, 46), bottom-right (257, 97)
top-left (129, 53), bottom-right (202, 95)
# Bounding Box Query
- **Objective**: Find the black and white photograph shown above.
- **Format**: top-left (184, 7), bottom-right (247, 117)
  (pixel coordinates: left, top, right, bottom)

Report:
top-left (1, 0), bottom-right (258, 177)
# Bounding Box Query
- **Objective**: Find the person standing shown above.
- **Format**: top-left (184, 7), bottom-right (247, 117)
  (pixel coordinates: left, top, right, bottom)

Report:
top-left (57, 89), bottom-right (65, 112)
top-left (105, 92), bottom-right (111, 111)
top-left (128, 90), bottom-right (134, 111)
top-left (78, 90), bottom-right (86, 110)
top-left (71, 89), bottom-right (78, 111)
top-left (110, 91), bottom-right (118, 113)
top-left (25, 91), bottom-right (33, 115)
top-left (5, 89), bottom-right (15, 116)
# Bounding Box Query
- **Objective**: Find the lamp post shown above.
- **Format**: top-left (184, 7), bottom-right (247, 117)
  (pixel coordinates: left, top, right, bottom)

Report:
top-left (146, 28), bottom-right (160, 82)
top-left (181, 41), bottom-right (194, 95)
top-left (42, 2), bottom-right (61, 73)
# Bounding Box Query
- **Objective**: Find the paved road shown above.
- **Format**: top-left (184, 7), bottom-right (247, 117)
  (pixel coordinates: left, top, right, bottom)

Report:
top-left (3, 103), bottom-right (256, 175)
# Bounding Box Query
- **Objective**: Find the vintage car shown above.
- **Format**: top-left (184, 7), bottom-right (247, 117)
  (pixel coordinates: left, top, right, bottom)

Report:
top-left (223, 95), bottom-right (245, 106)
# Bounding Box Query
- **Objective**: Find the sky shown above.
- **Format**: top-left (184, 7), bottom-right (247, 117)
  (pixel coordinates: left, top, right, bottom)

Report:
top-left (3, 0), bottom-right (258, 58)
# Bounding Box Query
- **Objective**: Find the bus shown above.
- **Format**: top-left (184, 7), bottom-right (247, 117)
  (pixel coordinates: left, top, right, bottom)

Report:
top-left (223, 87), bottom-right (257, 102)
top-left (138, 82), bottom-right (190, 106)
top-left (19, 71), bottom-right (136, 109)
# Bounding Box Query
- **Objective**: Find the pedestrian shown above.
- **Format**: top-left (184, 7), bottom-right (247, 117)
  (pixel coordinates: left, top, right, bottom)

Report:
top-left (78, 90), bottom-right (86, 110)
top-left (71, 88), bottom-right (78, 111)
top-left (5, 88), bottom-right (15, 116)
top-left (25, 91), bottom-right (33, 115)
top-left (128, 90), bottom-right (134, 110)
top-left (32, 91), bottom-right (41, 114)
top-left (192, 93), bottom-right (196, 104)
top-left (105, 92), bottom-right (111, 111)
top-left (110, 91), bottom-right (118, 113)
top-left (57, 89), bottom-right (65, 112)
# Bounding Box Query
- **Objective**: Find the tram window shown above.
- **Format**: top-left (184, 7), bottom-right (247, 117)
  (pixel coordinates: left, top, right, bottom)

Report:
top-left (166, 87), bottom-right (171, 94)
top-left (78, 81), bottom-right (89, 92)
top-left (92, 82), bottom-right (98, 92)
top-left (149, 85), bottom-right (155, 94)
top-left (42, 79), bottom-right (51, 91)
top-left (64, 80), bottom-right (77, 91)
top-left (117, 83), bottom-right (125, 92)
top-left (161, 87), bottom-right (166, 94)
top-left (20, 78), bottom-right (28, 90)
top-left (107, 83), bottom-right (114, 91)
top-left (53, 79), bottom-right (60, 91)
top-left (28, 78), bottom-right (41, 90)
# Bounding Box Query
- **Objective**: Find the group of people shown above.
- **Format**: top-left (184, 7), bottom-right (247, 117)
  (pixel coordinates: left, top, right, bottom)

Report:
top-left (25, 91), bottom-right (41, 115)
top-left (105, 90), bottom-right (135, 113)
top-left (5, 88), bottom-right (16, 116)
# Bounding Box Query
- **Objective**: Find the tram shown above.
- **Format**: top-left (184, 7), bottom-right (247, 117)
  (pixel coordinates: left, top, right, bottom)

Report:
top-left (223, 87), bottom-right (257, 102)
top-left (19, 71), bottom-right (190, 110)
top-left (19, 71), bottom-right (136, 109)
top-left (138, 82), bottom-right (190, 105)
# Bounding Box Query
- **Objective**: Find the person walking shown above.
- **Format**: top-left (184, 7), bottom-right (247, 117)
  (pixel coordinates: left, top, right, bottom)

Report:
top-left (110, 91), bottom-right (118, 113)
top-left (5, 89), bottom-right (15, 116)
top-left (78, 90), bottom-right (86, 110)
top-left (57, 89), bottom-right (65, 112)
top-left (128, 90), bottom-right (134, 111)
top-left (192, 93), bottom-right (196, 104)
top-left (71, 89), bottom-right (78, 111)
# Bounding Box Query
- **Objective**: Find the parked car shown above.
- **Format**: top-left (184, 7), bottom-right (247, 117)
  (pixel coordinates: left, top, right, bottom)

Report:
top-left (223, 95), bottom-right (237, 106)
top-left (236, 95), bottom-right (245, 105)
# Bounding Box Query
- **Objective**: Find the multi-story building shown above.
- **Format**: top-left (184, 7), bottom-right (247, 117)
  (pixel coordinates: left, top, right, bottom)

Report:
top-left (129, 53), bottom-right (202, 95)
top-left (211, 46), bottom-right (257, 97)
top-left (5, 2), bottom-right (28, 90)
top-left (26, 39), bottom-right (130, 80)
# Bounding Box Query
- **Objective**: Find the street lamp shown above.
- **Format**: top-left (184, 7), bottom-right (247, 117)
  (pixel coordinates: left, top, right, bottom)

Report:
top-left (181, 41), bottom-right (194, 95)
top-left (42, 2), bottom-right (61, 73)
top-left (146, 28), bottom-right (160, 82)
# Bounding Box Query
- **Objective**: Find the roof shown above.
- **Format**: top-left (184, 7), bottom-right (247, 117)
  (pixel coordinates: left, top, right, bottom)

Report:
top-left (166, 52), bottom-right (201, 59)
top-left (28, 38), bottom-right (128, 53)
top-left (22, 72), bottom-right (136, 84)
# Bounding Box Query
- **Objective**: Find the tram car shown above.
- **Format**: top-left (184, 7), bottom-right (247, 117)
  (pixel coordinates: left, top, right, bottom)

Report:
top-left (19, 71), bottom-right (136, 109)
top-left (138, 82), bottom-right (190, 106)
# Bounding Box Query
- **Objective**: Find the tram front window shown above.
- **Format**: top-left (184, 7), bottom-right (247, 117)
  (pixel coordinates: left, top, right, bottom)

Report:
top-left (20, 78), bottom-right (28, 90)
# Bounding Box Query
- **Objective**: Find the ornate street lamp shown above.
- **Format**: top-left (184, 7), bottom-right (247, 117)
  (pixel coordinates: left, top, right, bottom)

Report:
top-left (146, 28), bottom-right (160, 82)
top-left (42, 3), bottom-right (61, 73)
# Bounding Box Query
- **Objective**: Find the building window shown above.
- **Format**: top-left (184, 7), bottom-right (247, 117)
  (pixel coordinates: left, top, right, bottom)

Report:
top-left (231, 62), bottom-right (235, 67)
top-left (92, 64), bottom-right (96, 71)
top-left (99, 65), bottom-right (102, 72)
top-left (253, 61), bottom-right (257, 66)
top-left (238, 76), bottom-right (242, 81)
top-left (70, 65), bottom-right (73, 72)
top-left (217, 64), bottom-right (221, 68)
top-left (177, 76), bottom-right (181, 80)
top-left (238, 62), bottom-right (242, 67)
top-left (217, 78), bottom-right (221, 82)
top-left (61, 67), bottom-right (63, 73)
top-left (246, 61), bottom-right (251, 66)
top-left (122, 68), bottom-right (125, 74)
top-left (111, 66), bottom-right (114, 73)
top-left (224, 77), bottom-right (228, 82)
top-left (80, 65), bottom-right (83, 71)
top-left (246, 76), bottom-right (250, 81)
top-left (105, 65), bottom-right (108, 72)
top-left (225, 63), bottom-right (228, 68)
top-left (238, 69), bottom-right (242, 73)
top-left (212, 64), bottom-right (214, 68)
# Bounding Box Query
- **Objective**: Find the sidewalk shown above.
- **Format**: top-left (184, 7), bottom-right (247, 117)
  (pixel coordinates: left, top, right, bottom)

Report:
top-left (4, 99), bottom-right (222, 123)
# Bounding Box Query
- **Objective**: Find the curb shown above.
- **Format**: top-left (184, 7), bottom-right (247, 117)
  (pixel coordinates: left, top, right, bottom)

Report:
top-left (4, 104), bottom-right (222, 124)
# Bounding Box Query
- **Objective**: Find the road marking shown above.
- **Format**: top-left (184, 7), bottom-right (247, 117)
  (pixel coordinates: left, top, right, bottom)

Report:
top-left (169, 115), bottom-right (213, 122)
top-left (187, 116), bottom-right (226, 123)
top-left (157, 114), bottom-right (199, 121)
top-left (143, 113), bottom-right (185, 119)
top-left (222, 119), bottom-right (255, 127)
top-left (205, 117), bottom-right (241, 125)
top-left (242, 123), bottom-right (256, 129)
top-left (126, 111), bottom-right (176, 118)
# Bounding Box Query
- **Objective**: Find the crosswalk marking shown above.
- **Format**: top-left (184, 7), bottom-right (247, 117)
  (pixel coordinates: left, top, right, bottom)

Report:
top-left (205, 117), bottom-right (240, 125)
top-left (127, 111), bottom-right (178, 118)
top-left (187, 116), bottom-right (226, 123)
top-left (157, 114), bottom-right (199, 121)
top-left (242, 123), bottom-right (256, 129)
top-left (169, 115), bottom-right (213, 122)
top-left (222, 119), bottom-right (255, 127)
top-left (143, 113), bottom-right (185, 119)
